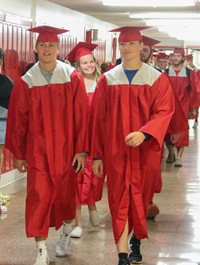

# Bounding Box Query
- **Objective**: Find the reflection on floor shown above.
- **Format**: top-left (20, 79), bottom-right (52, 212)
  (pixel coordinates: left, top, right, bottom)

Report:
top-left (0, 121), bottom-right (200, 265)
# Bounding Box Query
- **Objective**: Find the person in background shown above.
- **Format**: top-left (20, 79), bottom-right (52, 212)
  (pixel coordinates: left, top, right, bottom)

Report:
top-left (165, 48), bottom-right (200, 167)
top-left (139, 35), bottom-right (161, 220)
top-left (100, 62), bottom-right (110, 73)
top-left (89, 26), bottom-right (174, 265)
top-left (140, 35), bottom-right (160, 65)
top-left (66, 42), bottom-right (104, 238)
top-left (156, 52), bottom-right (168, 72)
top-left (185, 54), bottom-right (199, 129)
top-left (0, 47), bottom-right (13, 213)
top-left (140, 38), bottom-right (189, 219)
top-left (185, 54), bottom-right (199, 70)
top-left (5, 26), bottom-right (89, 265)
top-left (23, 51), bottom-right (39, 74)
top-left (0, 48), bottom-right (13, 176)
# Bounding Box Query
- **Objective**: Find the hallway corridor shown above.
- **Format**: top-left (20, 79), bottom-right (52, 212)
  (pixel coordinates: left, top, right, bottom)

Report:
top-left (0, 121), bottom-right (200, 265)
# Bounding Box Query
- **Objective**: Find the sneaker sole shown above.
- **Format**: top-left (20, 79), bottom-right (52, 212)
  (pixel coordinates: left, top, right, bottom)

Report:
top-left (56, 253), bottom-right (69, 258)
top-left (166, 159), bottom-right (175, 163)
top-left (33, 255), bottom-right (49, 265)
top-left (130, 260), bottom-right (143, 264)
top-left (174, 162), bottom-right (182, 167)
top-left (55, 251), bottom-right (70, 257)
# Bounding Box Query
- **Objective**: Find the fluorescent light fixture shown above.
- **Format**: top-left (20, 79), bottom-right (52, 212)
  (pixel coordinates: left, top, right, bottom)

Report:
top-left (152, 25), bottom-right (200, 41)
top-left (144, 19), bottom-right (200, 40)
top-left (145, 19), bottom-right (200, 27)
top-left (103, 0), bottom-right (195, 7)
top-left (129, 12), bottom-right (200, 19)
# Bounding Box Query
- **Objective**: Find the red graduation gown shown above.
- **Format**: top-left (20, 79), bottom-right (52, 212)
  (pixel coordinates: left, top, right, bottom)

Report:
top-left (5, 61), bottom-right (89, 237)
top-left (167, 66), bottom-right (200, 146)
top-left (89, 63), bottom-right (174, 243)
top-left (76, 90), bottom-right (104, 205)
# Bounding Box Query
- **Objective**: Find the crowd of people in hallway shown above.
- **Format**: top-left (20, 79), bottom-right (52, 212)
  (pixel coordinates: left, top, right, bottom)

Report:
top-left (1, 23), bottom-right (200, 265)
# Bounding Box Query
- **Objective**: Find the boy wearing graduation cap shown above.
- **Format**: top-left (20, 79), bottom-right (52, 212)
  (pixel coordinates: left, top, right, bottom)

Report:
top-left (156, 52), bottom-right (168, 72)
top-left (165, 48), bottom-right (200, 167)
top-left (89, 26), bottom-right (175, 265)
top-left (140, 35), bottom-right (160, 65)
top-left (185, 54), bottom-right (200, 129)
top-left (185, 54), bottom-right (198, 71)
top-left (5, 25), bottom-right (89, 265)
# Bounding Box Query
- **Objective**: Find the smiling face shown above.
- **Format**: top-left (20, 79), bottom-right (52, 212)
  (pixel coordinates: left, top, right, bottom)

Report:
top-left (78, 53), bottom-right (96, 77)
top-left (172, 53), bottom-right (185, 67)
top-left (35, 42), bottom-right (59, 65)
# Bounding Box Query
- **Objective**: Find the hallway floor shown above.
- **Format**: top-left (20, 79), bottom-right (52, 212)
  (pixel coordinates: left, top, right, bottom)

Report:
top-left (0, 121), bottom-right (200, 265)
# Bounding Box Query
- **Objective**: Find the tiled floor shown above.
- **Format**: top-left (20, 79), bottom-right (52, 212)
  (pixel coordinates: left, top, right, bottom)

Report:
top-left (0, 120), bottom-right (200, 265)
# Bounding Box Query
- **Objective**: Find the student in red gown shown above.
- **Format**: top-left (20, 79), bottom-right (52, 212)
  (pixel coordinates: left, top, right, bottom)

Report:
top-left (139, 37), bottom-right (188, 220)
top-left (5, 26), bottom-right (89, 265)
top-left (89, 26), bottom-right (175, 265)
top-left (165, 48), bottom-right (200, 167)
top-left (67, 42), bottom-right (104, 238)
top-left (185, 54), bottom-right (199, 129)
top-left (140, 35), bottom-right (160, 65)
top-left (139, 36), bottom-right (162, 220)
top-left (156, 52), bottom-right (168, 72)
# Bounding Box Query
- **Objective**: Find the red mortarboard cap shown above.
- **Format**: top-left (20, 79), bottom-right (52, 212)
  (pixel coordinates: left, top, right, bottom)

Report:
top-left (109, 26), bottom-right (150, 42)
top-left (28, 25), bottom-right (69, 42)
top-left (67, 42), bottom-right (97, 62)
top-left (142, 36), bottom-right (160, 47)
top-left (186, 54), bottom-right (193, 60)
top-left (173, 48), bottom-right (185, 55)
top-left (157, 52), bottom-right (168, 60)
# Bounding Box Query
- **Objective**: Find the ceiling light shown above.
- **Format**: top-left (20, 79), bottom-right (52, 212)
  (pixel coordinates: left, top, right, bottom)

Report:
top-left (152, 25), bottom-right (200, 41)
top-left (103, 0), bottom-right (195, 7)
top-left (129, 12), bottom-right (200, 19)
top-left (145, 19), bottom-right (200, 27)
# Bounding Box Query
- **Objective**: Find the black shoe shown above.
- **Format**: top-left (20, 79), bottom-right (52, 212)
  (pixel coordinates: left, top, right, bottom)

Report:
top-left (147, 202), bottom-right (160, 219)
top-left (129, 235), bottom-right (143, 264)
top-left (118, 257), bottom-right (130, 265)
top-left (166, 153), bottom-right (176, 163)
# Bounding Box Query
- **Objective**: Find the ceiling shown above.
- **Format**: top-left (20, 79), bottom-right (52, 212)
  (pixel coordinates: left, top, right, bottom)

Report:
top-left (47, 0), bottom-right (200, 49)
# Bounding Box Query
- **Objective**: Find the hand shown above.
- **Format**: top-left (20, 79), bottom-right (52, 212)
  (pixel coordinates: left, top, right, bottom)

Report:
top-left (170, 133), bottom-right (179, 144)
top-left (125, 132), bottom-right (145, 147)
top-left (15, 159), bottom-right (27, 173)
top-left (72, 153), bottom-right (87, 173)
top-left (92, 159), bottom-right (103, 177)
top-left (188, 108), bottom-right (197, 119)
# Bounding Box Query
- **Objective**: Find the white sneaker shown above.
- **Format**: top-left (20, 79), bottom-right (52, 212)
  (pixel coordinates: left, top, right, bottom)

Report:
top-left (174, 158), bottom-right (183, 167)
top-left (89, 210), bottom-right (100, 227)
top-left (70, 226), bottom-right (83, 238)
top-left (33, 248), bottom-right (49, 265)
top-left (55, 228), bottom-right (71, 257)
